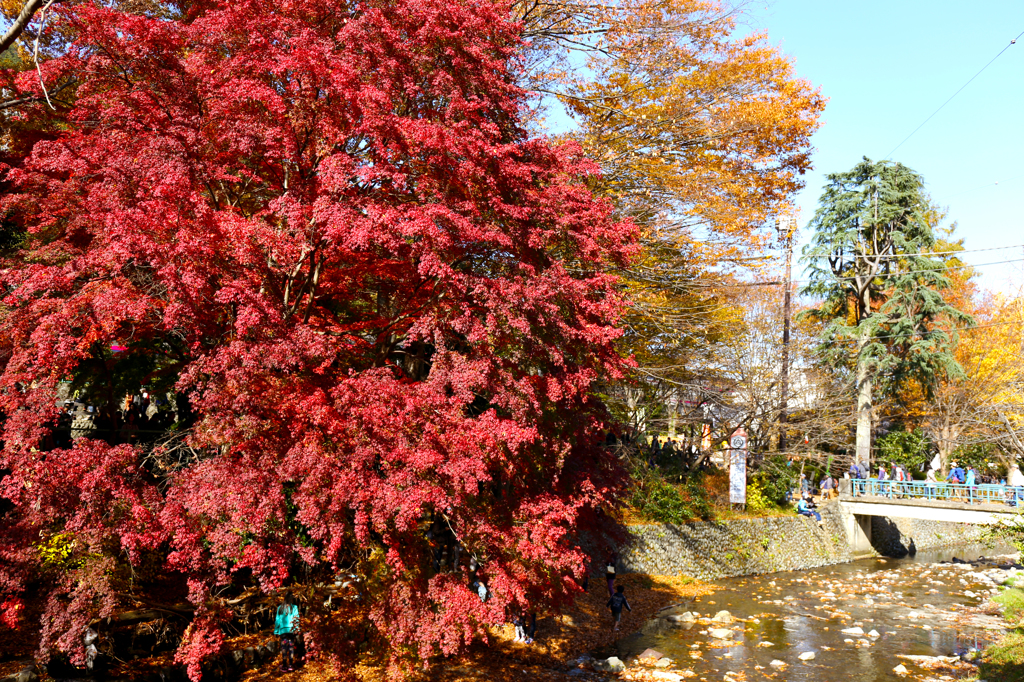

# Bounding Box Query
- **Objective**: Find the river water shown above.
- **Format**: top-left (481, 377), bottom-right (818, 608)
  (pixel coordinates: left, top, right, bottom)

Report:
top-left (608, 543), bottom-right (1017, 681)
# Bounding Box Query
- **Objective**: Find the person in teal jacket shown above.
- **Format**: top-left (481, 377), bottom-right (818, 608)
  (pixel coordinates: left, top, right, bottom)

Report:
top-left (796, 496), bottom-right (823, 527)
top-left (274, 591), bottom-right (300, 672)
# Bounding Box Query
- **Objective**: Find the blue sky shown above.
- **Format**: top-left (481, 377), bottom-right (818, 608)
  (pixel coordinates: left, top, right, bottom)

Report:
top-left (748, 0), bottom-right (1024, 294)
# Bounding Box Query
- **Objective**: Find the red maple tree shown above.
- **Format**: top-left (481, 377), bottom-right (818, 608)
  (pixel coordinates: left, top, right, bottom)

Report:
top-left (0, 0), bottom-right (636, 677)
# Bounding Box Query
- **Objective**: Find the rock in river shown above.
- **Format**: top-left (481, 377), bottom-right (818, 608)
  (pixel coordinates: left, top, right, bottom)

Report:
top-left (594, 657), bottom-right (625, 673)
top-left (668, 612), bottom-right (697, 623)
top-left (709, 628), bottom-right (734, 640)
top-left (651, 673), bottom-right (683, 682)
top-left (711, 610), bottom-right (734, 623)
top-left (798, 651), bottom-right (816, 661)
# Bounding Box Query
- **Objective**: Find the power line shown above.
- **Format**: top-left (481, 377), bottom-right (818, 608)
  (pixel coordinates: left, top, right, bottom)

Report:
top-left (834, 317), bottom-right (1023, 342)
top-left (717, 256), bottom-right (1024, 289)
top-left (806, 243), bottom-right (1024, 260)
top-left (815, 257), bottom-right (1024, 284)
top-left (885, 29), bottom-right (1024, 159)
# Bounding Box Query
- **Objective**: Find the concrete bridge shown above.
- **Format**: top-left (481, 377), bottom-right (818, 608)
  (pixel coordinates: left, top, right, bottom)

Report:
top-left (835, 480), bottom-right (1022, 555)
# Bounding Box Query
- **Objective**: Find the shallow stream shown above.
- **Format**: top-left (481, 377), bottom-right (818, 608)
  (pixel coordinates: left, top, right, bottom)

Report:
top-left (608, 543), bottom-right (1017, 681)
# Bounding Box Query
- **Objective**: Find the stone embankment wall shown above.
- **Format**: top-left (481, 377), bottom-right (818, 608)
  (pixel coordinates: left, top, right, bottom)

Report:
top-left (620, 503), bottom-right (986, 579)
top-left (621, 504), bottom-right (851, 580)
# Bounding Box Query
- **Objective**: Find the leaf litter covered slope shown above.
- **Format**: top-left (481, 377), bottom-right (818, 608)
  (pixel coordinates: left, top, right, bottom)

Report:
top-left (232, 575), bottom-right (715, 682)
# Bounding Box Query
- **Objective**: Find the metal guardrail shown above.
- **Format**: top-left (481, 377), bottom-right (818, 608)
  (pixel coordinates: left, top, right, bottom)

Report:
top-left (845, 478), bottom-right (1024, 505)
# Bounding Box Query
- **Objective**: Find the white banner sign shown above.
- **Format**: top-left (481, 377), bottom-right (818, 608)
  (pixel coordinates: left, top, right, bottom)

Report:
top-left (729, 430), bottom-right (747, 505)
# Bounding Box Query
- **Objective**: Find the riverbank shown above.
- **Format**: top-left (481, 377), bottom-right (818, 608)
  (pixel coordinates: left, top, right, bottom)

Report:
top-left (0, 574), bottom-right (716, 682)
top-left (411, 574), bottom-right (714, 682)
top-left (1, 509), bottom-right (998, 682)
top-left (974, 579), bottom-right (1024, 682)
top-left (601, 547), bottom-right (1021, 682)
top-left (224, 575), bottom-right (717, 682)
top-left (620, 501), bottom-right (988, 579)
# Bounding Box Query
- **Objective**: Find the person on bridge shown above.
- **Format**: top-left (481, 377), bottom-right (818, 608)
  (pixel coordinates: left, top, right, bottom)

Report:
top-left (925, 468), bottom-right (938, 500)
top-left (947, 462), bottom-right (965, 500)
top-left (877, 465), bottom-right (890, 498)
top-left (847, 463), bottom-right (860, 495)
top-left (820, 476), bottom-right (832, 499)
top-left (965, 466), bottom-right (977, 505)
top-left (895, 464), bottom-right (910, 498)
top-left (1008, 464), bottom-right (1024, 507)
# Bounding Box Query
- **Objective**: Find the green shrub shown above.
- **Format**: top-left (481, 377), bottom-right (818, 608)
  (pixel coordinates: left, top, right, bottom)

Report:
top-left (876, 428), bottom-right (931, 471)
top-left (628, 470), bottom-right (713, 524)
top-left (682, 476), bottom-right (713, 518)
top-left (996, 587), bottom-right (1024, 624)
top-left (953, 442), bottom-right (1008, 480)
top-left (751, 454), bottom-right (796, 507)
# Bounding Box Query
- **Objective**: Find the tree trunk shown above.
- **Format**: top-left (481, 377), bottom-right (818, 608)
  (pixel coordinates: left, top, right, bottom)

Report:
top-left (855, 328), bottom-right (873, 468)
top-left (779, 223), bottom-right (794, 451)
top-left (937, 441), bottom-right (953, 476)
top-left (936, 421), bottom-right (959, 475)
top-left (667, 393), bottom-right (677, 439)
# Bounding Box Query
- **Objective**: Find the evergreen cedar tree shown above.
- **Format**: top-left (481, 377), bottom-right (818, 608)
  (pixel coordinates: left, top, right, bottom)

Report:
top-left (802, 158), bottom-right (971, 387)
top-left (0, 0), bottom-right (638, 677)
top-left (800, 158), bottom-right (972, 466)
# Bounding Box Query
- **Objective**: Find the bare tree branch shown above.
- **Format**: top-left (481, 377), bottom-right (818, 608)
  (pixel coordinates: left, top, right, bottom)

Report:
top-left (0, 0), bottom-right (52, 56)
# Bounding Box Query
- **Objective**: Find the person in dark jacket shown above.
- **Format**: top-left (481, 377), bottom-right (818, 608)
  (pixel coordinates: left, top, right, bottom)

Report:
top-left (607, 585), bottom-right (632, 631)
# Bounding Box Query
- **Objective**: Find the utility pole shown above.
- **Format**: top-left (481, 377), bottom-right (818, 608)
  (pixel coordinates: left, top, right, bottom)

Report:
top-left (778, 217), bottom-right (796, 452)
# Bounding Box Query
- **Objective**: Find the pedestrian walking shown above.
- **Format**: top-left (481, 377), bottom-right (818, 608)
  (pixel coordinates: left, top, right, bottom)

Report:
top-left (274, 592), bottom-right (300, 673)
top-left (925, 468), bottom-right (937, 500)
top-left (605, 553), bottom-right (618, 598)
top-left (965, 466), bottom-right (977, 505)
top-left (512, 612), bottom-right (532, 643)
top-left (948, 462), bottom-right (965, 500)
top-left (607, 585), bottom-right (632, 631)
top-left (894, 464), bottom-right (908, 498)
top-left (1008, 464), bottom-right (1024, 506)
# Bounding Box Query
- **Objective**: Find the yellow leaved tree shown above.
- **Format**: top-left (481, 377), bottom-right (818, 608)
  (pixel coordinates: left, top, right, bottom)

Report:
top-left (515, 0), bottom-right (825, 436)
top-left (919, 292), bottom-right (1024, 473)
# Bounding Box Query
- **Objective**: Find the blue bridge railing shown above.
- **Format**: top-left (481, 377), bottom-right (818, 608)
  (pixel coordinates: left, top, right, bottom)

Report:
top-left (846, 478), bottom-right (1023, 505)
